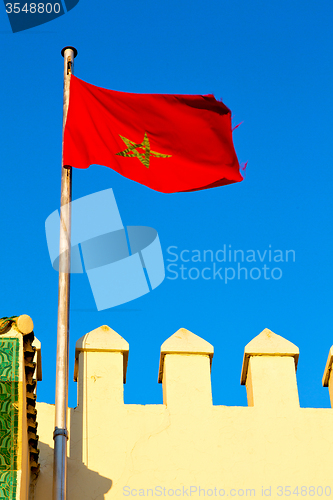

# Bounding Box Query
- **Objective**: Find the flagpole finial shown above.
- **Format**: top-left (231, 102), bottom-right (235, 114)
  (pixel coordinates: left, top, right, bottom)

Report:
top-left (61, 46), bottom-right (78, 58)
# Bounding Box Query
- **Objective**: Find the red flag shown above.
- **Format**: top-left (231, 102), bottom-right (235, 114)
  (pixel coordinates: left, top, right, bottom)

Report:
top-left (63, 75), bottom-right (244, 193)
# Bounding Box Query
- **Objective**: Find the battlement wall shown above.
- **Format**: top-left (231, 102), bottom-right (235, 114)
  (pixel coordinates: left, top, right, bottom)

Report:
top-left (33, 325), bottom-right (333, 499)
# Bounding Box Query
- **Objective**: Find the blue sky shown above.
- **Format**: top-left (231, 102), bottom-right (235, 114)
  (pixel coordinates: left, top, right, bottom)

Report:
top-left (1, 0), bottom-right (333, 410)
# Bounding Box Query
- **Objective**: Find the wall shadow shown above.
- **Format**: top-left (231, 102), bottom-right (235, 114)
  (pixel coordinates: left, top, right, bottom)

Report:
top-left (34, 440), bottom-right (112, 499)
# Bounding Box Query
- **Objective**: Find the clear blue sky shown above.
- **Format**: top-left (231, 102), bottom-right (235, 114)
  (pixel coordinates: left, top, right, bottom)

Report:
top-left (1, 0), bottom-right (333, 410)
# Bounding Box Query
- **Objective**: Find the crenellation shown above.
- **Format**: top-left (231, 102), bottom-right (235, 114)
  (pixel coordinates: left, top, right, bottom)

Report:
top-left (241, 328), bottom-right (300, 408)
top-left (11, 320), bottom-right (333, 499)
top-left (74, 325), bottom-right (129, 408)
top-left (158, 328), bottom-right (214, 408)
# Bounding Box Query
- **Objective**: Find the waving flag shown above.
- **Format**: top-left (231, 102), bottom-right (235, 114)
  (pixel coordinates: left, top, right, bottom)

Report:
top-left (63, 75), bottom-right (244, 193)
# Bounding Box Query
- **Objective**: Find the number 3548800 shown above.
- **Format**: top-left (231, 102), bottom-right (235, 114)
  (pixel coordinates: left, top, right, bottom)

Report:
top-left (5, 3), bottom-right (61, 13)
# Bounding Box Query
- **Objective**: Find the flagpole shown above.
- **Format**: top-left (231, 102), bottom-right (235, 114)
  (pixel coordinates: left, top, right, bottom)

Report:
top-left (53, 45), bottom-right (77, 500)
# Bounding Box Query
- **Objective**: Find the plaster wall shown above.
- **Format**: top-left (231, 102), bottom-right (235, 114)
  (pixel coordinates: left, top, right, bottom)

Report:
top-left (33, 327), bottom-right (333, 500)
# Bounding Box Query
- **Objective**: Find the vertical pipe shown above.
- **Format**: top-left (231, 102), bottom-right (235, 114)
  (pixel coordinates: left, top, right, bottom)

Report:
top-left (53, 46), bottom-right (77, 500)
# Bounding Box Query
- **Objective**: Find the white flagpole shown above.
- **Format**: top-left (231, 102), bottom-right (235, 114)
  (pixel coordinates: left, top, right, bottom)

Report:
top-left (53, 45), bottom-right (77, 500)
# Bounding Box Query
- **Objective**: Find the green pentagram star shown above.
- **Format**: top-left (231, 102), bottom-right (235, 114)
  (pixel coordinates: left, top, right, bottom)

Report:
top-left (116, 132), bottom-right (172, 168)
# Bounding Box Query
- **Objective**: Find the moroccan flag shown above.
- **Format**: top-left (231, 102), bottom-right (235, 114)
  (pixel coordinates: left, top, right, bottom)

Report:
top-left (63, 75), bottom-right (244, 193)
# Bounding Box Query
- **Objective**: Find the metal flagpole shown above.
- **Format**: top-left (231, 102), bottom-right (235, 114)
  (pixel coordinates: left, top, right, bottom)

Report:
top-left (53, 46), bottom-right (77, 500)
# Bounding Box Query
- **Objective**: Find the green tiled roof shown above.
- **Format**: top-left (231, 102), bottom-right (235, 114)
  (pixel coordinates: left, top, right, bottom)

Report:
top-left (0, 316), bottom-right (40, 498)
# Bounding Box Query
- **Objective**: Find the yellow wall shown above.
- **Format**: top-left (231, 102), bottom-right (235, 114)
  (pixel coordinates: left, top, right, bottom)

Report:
top-left (33, 326), bottom-right (333, 499)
